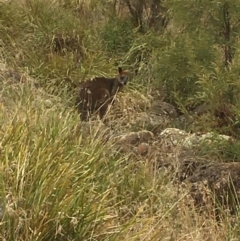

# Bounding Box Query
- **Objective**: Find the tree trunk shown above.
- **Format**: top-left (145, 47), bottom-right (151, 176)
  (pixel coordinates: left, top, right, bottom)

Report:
top-left (223, 3), bottom-right (232, 66)
top-left (124, 0), bottom-right (145, 32)
top-left (149, 0), bottom-right (167, 31)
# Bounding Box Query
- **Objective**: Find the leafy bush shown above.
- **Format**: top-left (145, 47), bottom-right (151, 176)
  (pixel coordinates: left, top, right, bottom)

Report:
top-left (100, 17), bottom-right (135, 54)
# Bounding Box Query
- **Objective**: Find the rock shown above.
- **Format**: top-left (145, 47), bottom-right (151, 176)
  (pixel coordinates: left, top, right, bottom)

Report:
top-left (131, 112), bottom-right (170, 134)
top-left (147, 100), bottom-right (178, 118)
top-left (135, 142), bottom-right (150, 156)
top-left (189, 103), bottom-right (211, 116)
top-left (176, 157), bottom-right (214, 182)
top-left (198, 132), bottom-right (232, 143)
top-left (159, 128), bottom-right (189, 144)
top-left (158, 128), bottom-right (191, 154)
top-left (185, 161), bottom-right (240, 213)
top-left (112, 130), bottom-right (154, 154)
top-left (158, 128), bottom-right (233, 152)
top-left (113, 130), bottom-right (154, 146)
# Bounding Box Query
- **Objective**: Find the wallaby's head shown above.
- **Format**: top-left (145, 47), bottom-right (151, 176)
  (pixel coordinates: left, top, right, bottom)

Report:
top-left (116, 67), bottom-right (129, 86)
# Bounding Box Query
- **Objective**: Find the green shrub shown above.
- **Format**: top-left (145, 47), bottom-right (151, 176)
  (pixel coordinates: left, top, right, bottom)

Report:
top-left (100, 17), bottom-right (135, 54)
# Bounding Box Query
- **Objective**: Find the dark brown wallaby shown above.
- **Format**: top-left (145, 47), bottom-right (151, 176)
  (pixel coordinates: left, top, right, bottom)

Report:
top-left (76, 67), bottom-right (129, 121)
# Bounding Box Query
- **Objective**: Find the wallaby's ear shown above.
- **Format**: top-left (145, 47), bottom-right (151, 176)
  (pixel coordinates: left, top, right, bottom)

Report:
top-left (118, 67), bottom-right (123, 74)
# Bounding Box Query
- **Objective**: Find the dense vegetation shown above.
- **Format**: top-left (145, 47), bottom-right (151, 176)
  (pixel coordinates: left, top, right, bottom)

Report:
top-left (1, 0), bottom-right (240, 240)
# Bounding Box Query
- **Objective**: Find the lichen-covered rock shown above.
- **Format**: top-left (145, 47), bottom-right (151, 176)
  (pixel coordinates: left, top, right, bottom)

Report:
top-left (158, 128), bottom-right (232, 152)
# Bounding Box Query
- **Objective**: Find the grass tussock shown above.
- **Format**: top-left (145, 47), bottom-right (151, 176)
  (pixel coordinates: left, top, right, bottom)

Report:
top-left (1, 0), bottom-right (240, 240)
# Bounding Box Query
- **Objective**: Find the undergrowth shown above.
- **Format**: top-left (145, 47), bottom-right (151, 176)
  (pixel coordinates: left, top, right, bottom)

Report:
top-left (1, 0), bottom-right (240, 240)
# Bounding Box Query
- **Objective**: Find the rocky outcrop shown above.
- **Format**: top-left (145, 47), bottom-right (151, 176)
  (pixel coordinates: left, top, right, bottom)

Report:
top-left (110, 125), bottom-right (239, 213)
top-left (184, 161), bottom-right (240, 215)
